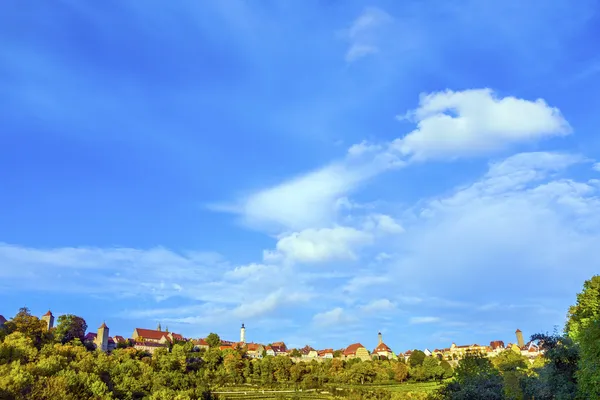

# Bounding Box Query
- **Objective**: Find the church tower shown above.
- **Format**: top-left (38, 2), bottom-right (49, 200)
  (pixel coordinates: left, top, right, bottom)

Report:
top-left (41, 311), bottom-right (54, 331)
top-left (96, 322), bottom-right (109, 352)
top-left (515, 329), bottom-right (524, 348)
top-left (240, 323), bottom-right (246, 343)
top-left (157, 322), bottom-right (162, 331)
top-left (378, 331), bottom-right (383, 345)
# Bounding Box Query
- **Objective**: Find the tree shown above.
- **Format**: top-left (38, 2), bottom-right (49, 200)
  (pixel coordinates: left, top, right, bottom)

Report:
top-left (520, 332), bottom-right (578, 400)
top-left (4, 307), bottom-right (46, 348)
top-left (436, 353), bottom-right (504, 400)
top-left (205, 333), bottom-right (220, 349)
top-left (566, 275), bottom-right (600, 343)
top-left (393, 361), bottom-right (408, 382)
top-left (289, 348), bottom-right (301, 358)
top-left (408, 350), bottom-right (426, 367)
top-left (53, 314), bottom-right (87, 344)
top-left (575, 317), bottom-right (600, 399)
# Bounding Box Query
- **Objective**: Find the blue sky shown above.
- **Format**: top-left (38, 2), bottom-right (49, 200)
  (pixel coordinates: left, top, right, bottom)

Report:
top-left (1, 0), bottom-right (600, 352)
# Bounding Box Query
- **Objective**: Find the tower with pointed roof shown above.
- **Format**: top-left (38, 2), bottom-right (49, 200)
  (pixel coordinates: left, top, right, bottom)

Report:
top-left (240, 323), bottom-right (246, 343)
top-left (378, 331), bottom-right (382, 345)
top-left (41, 310), bottom-right (54, 331)
top-left (157, 323), bottom-right (162, 331)
top-left (96, 322), bottom-right (109, 352)
top-left (515, 329), bottom-right (524, 348)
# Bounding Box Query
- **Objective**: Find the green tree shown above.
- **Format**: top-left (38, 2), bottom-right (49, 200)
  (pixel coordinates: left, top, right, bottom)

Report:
top-left (205, 333), bottom-right (221, 349)
top-left (3, 307), bottom-right (47, 348)
top-left (53, 314), bottom-right (87, 344)
top-left (575, 317), bottom-right (600, 399)
top-left (436, 353), bottom-right (504, 400)
top-left (408, 350), bottom-right (426, 367)
top-left (393, 361), bottom-right (409, 382)
top-left (566, 275), bottom-right (600, 343)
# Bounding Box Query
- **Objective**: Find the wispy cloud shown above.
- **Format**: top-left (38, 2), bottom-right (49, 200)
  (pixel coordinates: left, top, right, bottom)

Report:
top-left (343, 7), bottom-right (393, 62)
top-left (410, 316), bottom-right (441, 324)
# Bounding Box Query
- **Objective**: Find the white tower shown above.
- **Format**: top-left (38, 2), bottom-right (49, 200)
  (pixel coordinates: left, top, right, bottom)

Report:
top-left (240, 323), bottom-right (246, 343)
top-left (96, 322), bottom-right (109, 352)
top-left (378, 331), bottom-right (383, 345)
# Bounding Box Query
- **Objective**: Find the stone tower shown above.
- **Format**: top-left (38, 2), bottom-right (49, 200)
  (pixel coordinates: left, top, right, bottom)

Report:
top-left (96, 322), bottom-right (109, 352)
top-left (515, 329), bottom-right (524, 348)
top-left (240, 323), bottom-right (246, 343)
top-left (378, 331), bottom-right (383, 345)
top-left (41, 310), bottom-right (54, 331)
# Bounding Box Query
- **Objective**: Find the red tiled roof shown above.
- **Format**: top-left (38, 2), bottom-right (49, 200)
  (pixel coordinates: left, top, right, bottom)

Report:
top-left (43, 310), bottom-right (52, 317)
top-left (318, 349), bottom-right (334, 356)
top-left (490, 341), bottom-right (505, 350)
top-left (114, 336), bottom-right (127, 343)
top-left (99, 322), bottom-right (108, 329)
top-left (373, 342), bottom-right (392, 353)
top-left (171, 333), bottom-right (184, 341)
top-left (300, 345), bottom-right (315, 355)
top-left (344, 343), bottom-right (365, 356)
top-left (246, 343), bottom-right (262, 351)
top-left (134, 328), bottom-right (170, 341)
top-left (84, 332), bottom-right (97, 341)
top-left (193, 338), bottom-right (209, 346)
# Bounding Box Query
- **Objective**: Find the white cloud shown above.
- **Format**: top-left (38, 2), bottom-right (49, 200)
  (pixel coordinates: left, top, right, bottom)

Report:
top-left (264, 226), bottom-right (373, 264)
top-left (359, 299), bottom-right (396, 313)
top-left (390, 151), bottom-right (600, 302)
top-left (312, 307), bottom-right (356, 327)
top-left (410, 316), bottom-right (441, 324)
top-left (593, 162), bottom-right (600, 172)
top-left (393, 88), bottom-right (571, 161)
top-left (363, 214), bottom-right (404, 234)
top-left (344, 7), bottom-right (393, 62)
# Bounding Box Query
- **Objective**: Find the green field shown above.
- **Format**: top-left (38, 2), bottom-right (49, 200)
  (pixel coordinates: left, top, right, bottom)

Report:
top-left (212, 381), bottom-right (445, 399)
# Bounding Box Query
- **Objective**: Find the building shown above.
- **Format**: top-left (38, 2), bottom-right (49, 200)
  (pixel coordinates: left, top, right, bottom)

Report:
top-left (192, 338), bottom-right (210, 351)
top-left (515, 329), bottom-right (525, 348)
top-left (343, 343), bottom-right (370, 361)
top-left (372, 332), bottom-right (394, 360)
top-left (94, 322), bottom-right (110, 352)
top-left (132, 328), bottom-right (183, 344)
top-left (245, 343), bottom-right (264, 358)
top-left (300, 345), bottom-right (317, 359)
top-left (318, 349), bottom-right (334, 359)
top-left (449, 343), bottom-right (488, 359)
top-left (240, 323), bottom-right (246, 343)
top-left (134, 341), bottom-right (168, 354)
top-left (41, 310), bottom-right (54, 331)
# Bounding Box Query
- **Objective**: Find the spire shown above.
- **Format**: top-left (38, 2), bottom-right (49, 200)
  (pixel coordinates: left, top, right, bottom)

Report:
top-left (99, 321), bottom-right (108, 329)
top-left (157, 323), bottom-right (162, 331)
top-left (378, 331), bottom-right (383, 345)
top-left (44, 310), bottom-right (52, 316)
top-left (165, 326), bottom-right (169, 333)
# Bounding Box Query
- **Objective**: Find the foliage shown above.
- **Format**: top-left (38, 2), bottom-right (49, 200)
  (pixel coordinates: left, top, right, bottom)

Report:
top-left (205, 333), bottom-right (220, 349)
top-left (408, 350), bottom-right (426, 367)
top-left (566, 275), bottom-right (600, 343)
top-left (434, 353), bottom-right (504, 400)
top-left (575, 317), bottom-right (600, 398)
top-left (54, 314), bottom-right (88, 345)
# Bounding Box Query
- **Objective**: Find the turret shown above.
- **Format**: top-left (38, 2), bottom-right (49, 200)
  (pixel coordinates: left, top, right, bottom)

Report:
top-left (240, 323), bottom-right (246, 343)
top-left (41, 310), bottom-right (54, 331)
top-left (515, 329), bottom-right (524, 348)
top-left (157, 323), bottom-right (162, 331)
top-left (96, 322), bottom-right (109, 352)
top-left (378, 331), bottom-right (383, 345)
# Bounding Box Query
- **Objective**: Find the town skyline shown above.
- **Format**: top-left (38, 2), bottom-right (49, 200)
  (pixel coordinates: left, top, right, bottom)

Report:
top-left (2, 0), bottom-right (599, 355)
